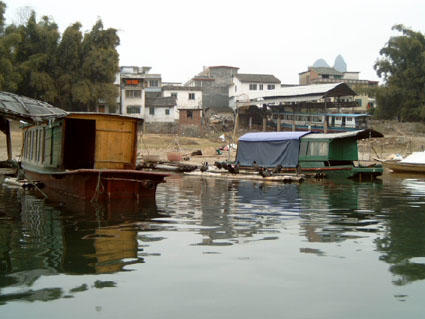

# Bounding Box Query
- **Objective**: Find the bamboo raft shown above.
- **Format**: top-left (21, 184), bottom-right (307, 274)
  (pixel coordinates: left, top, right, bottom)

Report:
top-left (185, 169), bottom-right (304, 183)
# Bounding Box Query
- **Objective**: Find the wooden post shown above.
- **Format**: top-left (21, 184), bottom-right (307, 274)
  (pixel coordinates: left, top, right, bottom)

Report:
top-left (291, 107), bottom-right (295, 132)
top-left (263, 117), bottom-right (267, 132)
top-left (277, 111), bottom-right (281, 132)
top-left (0, 118), bottom-right (12, 161)
top-left (324, 101), bottom-right (328, 133)
top-left (232, 109), bottom-right (239, 141)
top-left (248, 116), bottom-right (252, 130)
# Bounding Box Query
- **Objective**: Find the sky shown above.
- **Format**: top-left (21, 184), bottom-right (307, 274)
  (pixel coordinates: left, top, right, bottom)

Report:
top-left (3, 0), bottom-right (425, 84)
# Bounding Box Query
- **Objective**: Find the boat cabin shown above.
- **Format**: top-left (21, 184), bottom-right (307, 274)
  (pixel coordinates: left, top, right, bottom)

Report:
top-left (21, 113), bottom-right (142, 172)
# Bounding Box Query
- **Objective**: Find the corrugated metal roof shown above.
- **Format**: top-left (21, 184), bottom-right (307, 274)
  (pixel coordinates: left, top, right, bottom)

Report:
top-left (235, 74), bottom-right (281, 84)
top-left (0, 92), bottom-right (68, 122)
top-left (302, 129), bottom-right (383, 140)
top-left (239, 131), bottom-right (311, 142)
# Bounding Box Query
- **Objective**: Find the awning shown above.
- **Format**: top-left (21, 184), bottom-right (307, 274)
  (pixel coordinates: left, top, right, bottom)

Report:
top-left (0, 92), bottom-right (68, 123)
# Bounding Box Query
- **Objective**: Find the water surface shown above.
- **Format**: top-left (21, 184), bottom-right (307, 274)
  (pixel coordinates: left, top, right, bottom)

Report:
top-left (1, 173), bottom-right (425, 318)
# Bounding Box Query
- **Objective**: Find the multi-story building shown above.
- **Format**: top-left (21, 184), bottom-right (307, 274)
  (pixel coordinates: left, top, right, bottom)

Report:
top-left (162, 85), bottom-right (203, 129)
top-left (186, 66), bottom-right (239, 109)
top-left (298, 58), bottom-right (379, 113)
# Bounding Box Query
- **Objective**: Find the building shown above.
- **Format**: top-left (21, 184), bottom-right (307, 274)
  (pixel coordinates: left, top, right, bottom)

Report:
top-left (228, 73), bottom-right (281, 109)
top-left (186, 66), bottom-right (239, 109)
top-left (116, 66), bottom-right (162, 119)
top-left (298, 57), bottom-right (379, 113)
top-left (162, 85), bottom-right (203, 131)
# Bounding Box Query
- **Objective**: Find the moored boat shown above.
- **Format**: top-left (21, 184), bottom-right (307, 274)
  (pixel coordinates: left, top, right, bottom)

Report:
top-left (383, 151), bottom-right (425, 174)
top-left (21, 112), bottom-right (168, 200)
top-left (236, 129), bottom-right (384, 180)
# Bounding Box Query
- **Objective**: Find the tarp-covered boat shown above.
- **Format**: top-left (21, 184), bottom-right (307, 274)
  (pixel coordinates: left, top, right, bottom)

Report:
top-left (236, 129), bottom-right (383, 180)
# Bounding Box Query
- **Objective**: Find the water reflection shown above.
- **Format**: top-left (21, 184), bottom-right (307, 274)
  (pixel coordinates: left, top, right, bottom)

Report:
top-left (1, 174), bottom-right (425, 308)
top-left (375, 178), bottom-right (425, 286)
top-left (0, 189), bottom-right (167, 304)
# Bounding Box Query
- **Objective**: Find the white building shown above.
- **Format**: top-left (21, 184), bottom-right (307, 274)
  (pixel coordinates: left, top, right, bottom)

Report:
top-left (118, 66), bottom-right (162, 119)
top-left (228, 73), bottom-right (281, 108)
top-left (162, 85), bottom-right (203, 114)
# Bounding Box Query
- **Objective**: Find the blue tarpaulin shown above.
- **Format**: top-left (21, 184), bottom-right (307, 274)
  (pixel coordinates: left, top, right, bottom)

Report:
top-left (236, 132), bottom-right (311, 168)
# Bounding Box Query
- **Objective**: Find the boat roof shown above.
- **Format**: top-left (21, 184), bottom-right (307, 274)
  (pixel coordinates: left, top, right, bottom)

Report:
top-left (302, 129), bottom-right (383, 140)
top-left (327, 113), bottom-right (370, 117)
top-left (0, 91), bottom-right (68, 123)
top-left (67, 112), bottom-right (144, 122)
top-left (239, 131), bottom-right (311, 142)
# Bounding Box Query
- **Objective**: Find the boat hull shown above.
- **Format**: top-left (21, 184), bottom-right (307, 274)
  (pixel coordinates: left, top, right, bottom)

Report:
top-left (24, 168), bottom-right (168, 201)
top-left (383, 161), bottom-right (425, 174)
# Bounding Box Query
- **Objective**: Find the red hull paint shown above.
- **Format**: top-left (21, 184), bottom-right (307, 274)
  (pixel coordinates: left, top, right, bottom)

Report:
top-left (25, 169), bottom-right (168, 200)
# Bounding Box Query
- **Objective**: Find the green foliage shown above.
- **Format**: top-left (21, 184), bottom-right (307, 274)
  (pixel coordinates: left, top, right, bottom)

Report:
top-left (374, 25), bottom-right (425, 122)
top-left (0, 4), bottom-right (119, 112)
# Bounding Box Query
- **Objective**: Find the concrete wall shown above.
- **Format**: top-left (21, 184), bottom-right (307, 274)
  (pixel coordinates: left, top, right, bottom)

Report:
top-left (144, 106), bottom-right (177, 123)
top-left (144, 122), bottom-right (178, 134)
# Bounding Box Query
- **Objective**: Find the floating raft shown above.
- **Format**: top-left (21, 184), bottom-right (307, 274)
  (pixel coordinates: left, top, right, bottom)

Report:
top-left (185, 170), bottom-right (304, 183)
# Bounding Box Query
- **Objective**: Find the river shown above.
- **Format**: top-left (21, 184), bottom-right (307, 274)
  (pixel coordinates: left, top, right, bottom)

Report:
top-left (1, 172), bottom-right (425, 318)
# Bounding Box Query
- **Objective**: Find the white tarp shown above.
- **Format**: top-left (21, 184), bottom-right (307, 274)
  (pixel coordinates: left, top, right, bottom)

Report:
top-left (401, 151), bottom-right (425, 164)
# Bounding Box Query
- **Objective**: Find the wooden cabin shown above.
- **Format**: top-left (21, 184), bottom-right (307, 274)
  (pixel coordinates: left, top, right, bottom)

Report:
top-left (22, 113), bottom-right (142, 172)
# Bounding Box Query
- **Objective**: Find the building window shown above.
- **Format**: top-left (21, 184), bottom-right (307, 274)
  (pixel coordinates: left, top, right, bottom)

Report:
top-left (149, 80), bottom-right (159, 87)
top-left (249, 84), bottom-right (257, 90)
top-left (267, 84), bottom-right (275, 90)
top-left (171, 92), bottom-right (177, 98)
top-left (127, 105), bottom-right (141, 114)
top-left (259, 84), bottom-right (263, 90)
top-left (149, 107), bottom-right (155, 115)
top-left (125, 90), bottom-right (141, 98)
top-left (189, 93), bottom-right (195, 100)
top-left (165, 109), bottom-right (170, 115)
top-left (187, 110), bottom-right (193, 119)
top-left (235, 85), bottom-right (237, 92)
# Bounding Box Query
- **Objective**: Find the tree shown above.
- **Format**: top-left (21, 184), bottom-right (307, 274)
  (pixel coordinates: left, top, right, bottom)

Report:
top-left (0, 1), bottom-right (21, 92)
top-left (15, 12), bottom-right (59, 102)
top-left (374, 25), bottom-right (425, 122)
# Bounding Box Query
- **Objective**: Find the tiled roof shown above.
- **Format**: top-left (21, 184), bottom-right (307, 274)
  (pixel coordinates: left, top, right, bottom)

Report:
top-left (310, 67), bottom-right (343, 76)
top-left (162, 86), bottom-right (202, 91)
top-left (235, 74), bottom-right (281, 84)
top-left (145, 96), bottom-right (176, 108)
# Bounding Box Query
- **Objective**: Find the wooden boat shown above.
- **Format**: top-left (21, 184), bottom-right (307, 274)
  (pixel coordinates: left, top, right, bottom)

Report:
top-left (236, 129), bottom-right (384, 180)
top-left (383, 160), bottom-right (425, 174)
top-left (20, 112), bottom-right (168, 200)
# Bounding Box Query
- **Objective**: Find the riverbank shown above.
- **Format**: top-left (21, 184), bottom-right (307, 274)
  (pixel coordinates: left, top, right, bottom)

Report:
top-left (2, 120), bottom-right (425, 165)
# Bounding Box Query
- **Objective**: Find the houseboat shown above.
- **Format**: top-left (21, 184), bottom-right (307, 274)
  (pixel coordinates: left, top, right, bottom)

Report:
top-left (236, 129), bottom-right (383, 180)
top-left (21, 112), bottom-right (168, 200)
top-left (271, 112), bottom-right (370, 132)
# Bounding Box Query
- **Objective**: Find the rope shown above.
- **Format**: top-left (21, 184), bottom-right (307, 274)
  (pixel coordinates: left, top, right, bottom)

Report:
top-left (90, 171), bottom-right (104, 203)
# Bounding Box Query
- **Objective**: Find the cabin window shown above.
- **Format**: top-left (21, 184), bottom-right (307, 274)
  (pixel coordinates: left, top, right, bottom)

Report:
top-left (249, 84), bottom-right (257, 90)
top-left (259, 84), bottom-right (264, 90)
top-left (165, 109), bottom-right (170, 115)
top-left (125, 90), bottom-right (142, 98)
top-left (346, 117), bottom-right (353, 121)
top-left (267, 84), bottom-right (275, 90)
top-left (307, 141), bottom-right (328, 156)
top-left (189, 93), bottom-right (195, 100)
top-left (171, 92), bottom-right (177, 98)
top-left (127, 105), bottom-right (141, 114)
top-left (149, 107), bottom-right (155, 115)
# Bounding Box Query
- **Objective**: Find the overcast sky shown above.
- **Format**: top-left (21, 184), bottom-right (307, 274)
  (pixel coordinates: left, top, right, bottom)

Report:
top-left (3, 0), bottom-right (425, 84)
